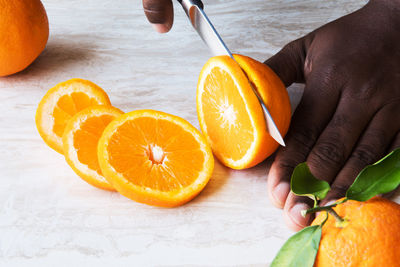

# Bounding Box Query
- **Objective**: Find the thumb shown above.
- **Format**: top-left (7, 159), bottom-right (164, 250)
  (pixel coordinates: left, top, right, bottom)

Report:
top-left (143, 0), bottom-right (174, 33)
top-left (264, 37), bottom-right (309, 87)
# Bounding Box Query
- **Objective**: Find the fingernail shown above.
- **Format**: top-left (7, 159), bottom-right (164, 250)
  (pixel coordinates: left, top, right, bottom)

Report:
top-left (326, 200), bottom-right (337, 206)
top-left (151, 23), bottom-right (170, 33)
top-left (289, 203), bottom-right (311, 229)
top-left (272, 182), bottom-right (290, 208)
top-left (320, 199), bottom-right (338, 207)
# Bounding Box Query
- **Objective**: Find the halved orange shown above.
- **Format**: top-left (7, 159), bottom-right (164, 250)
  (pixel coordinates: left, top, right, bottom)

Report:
top-left (197, 54), bottom-right (291, 169)
top-left (97, 110), bottom-right (214, 207)
top-left (36, 78), bottom-right (111, 154)
top-left (62, 105), bottom-right (124, 191)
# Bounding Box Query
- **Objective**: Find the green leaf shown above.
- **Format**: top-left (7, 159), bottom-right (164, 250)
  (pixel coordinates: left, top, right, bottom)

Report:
top-left (270, 225), bottom-right (321, 267)
top-left (346, 148), bottom-right (400, 201)
top-left (291, 163), bottom-right (330, 203)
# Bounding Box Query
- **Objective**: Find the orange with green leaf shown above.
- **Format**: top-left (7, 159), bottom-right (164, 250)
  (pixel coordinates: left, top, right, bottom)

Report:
top-left (271, 148), bottom-right (400, 266)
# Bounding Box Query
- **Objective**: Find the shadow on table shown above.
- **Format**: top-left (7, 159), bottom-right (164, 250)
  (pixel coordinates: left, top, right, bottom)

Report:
top-left (192, 154), bottom-right (275, 204)
top-left (195, 158), bottom-right (232, 200)
top-left (6, 35), bottom-right (98, 79)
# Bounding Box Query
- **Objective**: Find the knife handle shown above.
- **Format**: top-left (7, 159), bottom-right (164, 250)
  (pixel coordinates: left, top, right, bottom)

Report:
top-left (177, 0), bottom-right (204, 10)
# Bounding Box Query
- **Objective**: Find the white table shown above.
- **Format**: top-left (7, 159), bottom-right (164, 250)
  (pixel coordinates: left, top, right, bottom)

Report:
top-left (2, 0), bottom-right (395, 266)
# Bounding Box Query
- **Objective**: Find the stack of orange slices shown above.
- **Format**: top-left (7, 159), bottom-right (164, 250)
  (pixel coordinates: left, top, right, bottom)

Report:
top-left (36, 78), bottom-right (214, 207)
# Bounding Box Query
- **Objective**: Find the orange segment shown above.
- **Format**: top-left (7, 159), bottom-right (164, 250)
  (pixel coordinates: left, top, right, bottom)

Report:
top-left (98, 110), bottom-right (214, 207)
top-left (197, 55), bottom-right (291, 169)
top-left (62, 105), bottom-right (123, 191)
top-left (35, 78), bottom-right (111, 154)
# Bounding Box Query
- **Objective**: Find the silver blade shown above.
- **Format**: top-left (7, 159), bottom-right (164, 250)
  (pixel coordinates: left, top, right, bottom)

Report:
top-left (252, 86), bottom-right (286, 147)
top-left (180, 2), bottom-right (285, 146)
top-left (187, 5), bottom-right (233, 57)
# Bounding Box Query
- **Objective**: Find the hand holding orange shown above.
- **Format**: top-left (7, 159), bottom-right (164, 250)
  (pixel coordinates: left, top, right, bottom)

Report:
top-left (272, 149), bottom-right (400, 266)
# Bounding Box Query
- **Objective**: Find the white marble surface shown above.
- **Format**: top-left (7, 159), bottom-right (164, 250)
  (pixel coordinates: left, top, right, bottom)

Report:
top-left (2, 0), bottom-right (396, 266)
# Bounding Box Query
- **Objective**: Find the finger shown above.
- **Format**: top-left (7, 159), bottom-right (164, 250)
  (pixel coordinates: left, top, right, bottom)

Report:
top-left (142, 0), bottom-right (173, 33)
top-left (321, 103), bottom-right (400, 205)
top-left (383, 130), bottom-right (400, 199)
top-left (306, 96), bottom-right (376, 185)
top-left (283, 192), bottom-right (314, 231)
top-left (264, 35), bottom-right (312, 87)
top-left (267, 82), bottom-right (340, 208)
top-left (388, 131), bottom-right (400, 152)
top-left (382, 191), bottom-right (397, 199)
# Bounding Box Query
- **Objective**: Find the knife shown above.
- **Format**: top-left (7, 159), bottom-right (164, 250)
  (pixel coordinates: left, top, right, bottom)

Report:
top-left (177, 0), bottom-right (286, 147)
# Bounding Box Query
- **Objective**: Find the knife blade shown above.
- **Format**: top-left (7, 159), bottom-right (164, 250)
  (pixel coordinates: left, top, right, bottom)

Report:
top-left (177, 0), bottom-right (285, 147)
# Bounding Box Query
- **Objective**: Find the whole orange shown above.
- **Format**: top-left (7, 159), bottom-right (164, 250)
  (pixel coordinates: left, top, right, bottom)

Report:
top-left (312, 197), bottom-right (400, 266)
top-left (0, 0), bottom-right (49, 76)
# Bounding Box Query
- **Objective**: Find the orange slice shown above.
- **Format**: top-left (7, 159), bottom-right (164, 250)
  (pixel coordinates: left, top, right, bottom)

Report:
top-left (97, 110), bottom-right (214, 207)
top-left (62, 105), bottom-right (123, 191)
top-left (197, 54), bottom-right (291, 169)
top-left (36, 78), bottom-right (111, 154)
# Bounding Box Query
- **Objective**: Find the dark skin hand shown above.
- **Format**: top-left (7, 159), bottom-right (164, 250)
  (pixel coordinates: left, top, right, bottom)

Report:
top-left (143, 0), bottom-right (400, 231)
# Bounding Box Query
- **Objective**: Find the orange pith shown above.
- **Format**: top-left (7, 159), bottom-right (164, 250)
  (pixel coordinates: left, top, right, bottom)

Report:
top-left (197, 55), bottom-right (291, 169)
top-left (36, 78), bottom-right (111, 154)
top-left (98, 110), bottom-right (214, 207)
top-left (312, 197), bottom-right (400, 266)
top-left (63, 105), bottom-right (123, 191)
